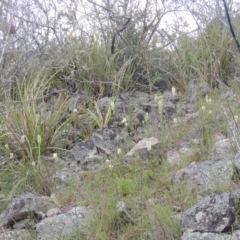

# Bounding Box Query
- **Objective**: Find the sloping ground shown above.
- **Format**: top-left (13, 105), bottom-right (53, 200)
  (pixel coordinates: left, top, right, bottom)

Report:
top-left (1, 79), bottom-right (240, 239)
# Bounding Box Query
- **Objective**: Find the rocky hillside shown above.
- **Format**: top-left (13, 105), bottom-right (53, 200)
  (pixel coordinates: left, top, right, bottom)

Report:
top-left (1, 79), bottom-right (240, 239)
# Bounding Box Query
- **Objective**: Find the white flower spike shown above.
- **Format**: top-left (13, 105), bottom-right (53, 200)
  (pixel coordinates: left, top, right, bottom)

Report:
top-left (117, 148), bottom-right (122, 155)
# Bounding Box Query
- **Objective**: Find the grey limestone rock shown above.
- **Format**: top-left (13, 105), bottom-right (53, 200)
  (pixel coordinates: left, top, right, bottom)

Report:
top-left (0, 193), bottom-right (56, 229)
top-left (0, 230), bottom-right (32, 240)
top-left (70, 139), bottom-right (98, 163)
top-left (36, 206), bottom-right (92, 240)
top-left (180, 193), bottom-right (236, 233)
top-left (173, 158), bottom-right (233, 193)
top-left (162, 100), bottom-right (175, 119)
top-left (91, 127), bottom-right (118, 155)
top-left (181, 230), bottom-right (240, 240)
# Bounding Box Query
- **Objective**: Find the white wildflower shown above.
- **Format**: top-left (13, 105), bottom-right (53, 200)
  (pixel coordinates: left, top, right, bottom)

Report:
top-left (9, 153), bottom-right (14, 159)
top-left (117, 148), bottom-right (122, 155)
top-left (173, 118), bottom-right (178, 124)
top-left (52, 153), bottom-right (58, 159)
top-left (106, 159), bottom-right (110, 164)
top-left (73, 108), bottom-right (78, 113)
top-left (201, 106), bottom-right (206, 111)
top-left (121, 117), bottom-right (127, 124)
top-left (205, 95), bottom-right (212, 103)
top-left (20, 135), bottom-right (25, 144)
top-left (146, 140), bottom-right (152, 151)
top-left (37, 135), bottom-right (42, 145)
top-left (110, 101), bottom-right (115, 110)
top-left (32, 161), bottom-right (36, 166)
top-left (109, 164), bottom-right (114, 170)
top-left (155, 95), bottom-right (164, 112)
top-left (172, 86), bottom-right (176, 96)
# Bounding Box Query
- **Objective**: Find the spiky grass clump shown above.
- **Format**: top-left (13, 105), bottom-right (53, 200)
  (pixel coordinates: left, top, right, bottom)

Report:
top-left (49, 37), bottom-right (137, 97)
top-left (0, 73), bottom-right (72, 196)
top-left (160, 18), bottom-right (237, 91)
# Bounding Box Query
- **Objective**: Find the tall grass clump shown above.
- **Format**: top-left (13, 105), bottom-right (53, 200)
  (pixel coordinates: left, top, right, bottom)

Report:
top-left (48, 36), bottom-right (137, 97)
top-left (165, 17), bottom-right (237, 91)
top-left (43, 29), bottom-right (172, 97)
top-left (0, 71), bottom-right (73, 196)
